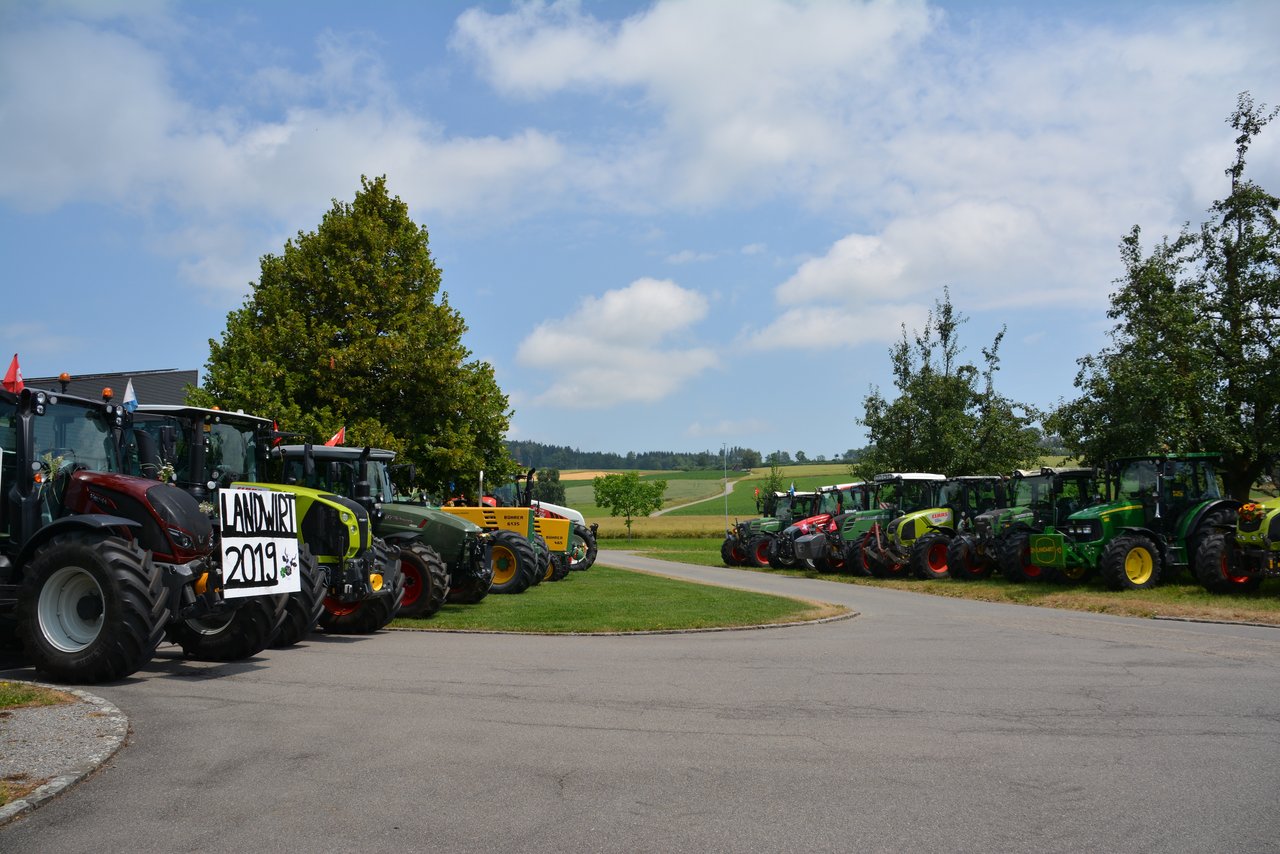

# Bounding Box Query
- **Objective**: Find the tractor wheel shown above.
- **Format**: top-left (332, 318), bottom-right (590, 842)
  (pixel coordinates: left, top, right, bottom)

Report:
top-left (449, 573), bottom-right (491, 605)
top-left (547, 553), bottom-right (572, 581)
top-left (1048, 562), bottom-right (1093, 585)
top-left (947, 535), bottom-right (993, 581)
top-left (767, 538), bottom-right (799, 570)
top-left (864, 533), bottom-right (906, 578)
top-left (318, 542), bottom-right (406, 633)
top-left (18, 532), bottom-right (168, 683)
top-left (720, 536), bottom-right (748, 567)
top-left (569, 523), bottom-right (598, 571)
top-left (909, 534), bottom-right (951, 580)
top-left (1099, 534), bottom-right (1161, 591)
top-left (815, 543), bottom-right (846, 573)
top-left (745, 535), bottom-right (773, 569)
top-left (843, 536), bottom-right (874, 577)
top-left (167, 594), bottom-right (286, 662)
top-left (999, 532), bottom-right (1047, 583)
top-left (271, 545), bottom-right (325, 647)
top-left (530, 535), bottom-right (549, 586)
top-left (1177, 509), bottom-right (1237, 584)
top-left (396, 542), bottom-right (450, 618)
top-left (1194, 532), bottom-right (1262, 594)
top-left (488, 530), bottom-right (536, 594)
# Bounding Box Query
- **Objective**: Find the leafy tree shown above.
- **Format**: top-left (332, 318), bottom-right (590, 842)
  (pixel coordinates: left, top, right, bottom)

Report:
top-left (1051, 93), bottom-right (1279, 498)
top-left (761, 458), bottom-right (786, 497)
top-left (592, 471), bottom-right (667, 539)
top-left (794, 450), bottom-right (808, 463)
top-left (531, 468), bottom-right (567, 505)
top-left (854, 288), bottom-right (1041, 479)
top-left (192, 175), bottom-right (514, 493)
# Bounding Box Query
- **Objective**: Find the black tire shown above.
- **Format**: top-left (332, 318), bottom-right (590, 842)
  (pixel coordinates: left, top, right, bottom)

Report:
top-left (569, 522), bottom-right (598, 571)
top-left (909, 534), bottom-right (951, 580)
top-left (167, 594), bottom-right (286, 662)
top-left (720, 536), bottom-right (748, 567)
top-left (1099, 533), bottom-right (1161, 591)
top-left (530, 535), bottom-right (549, 586)
top-left (999, 531), bottom-right (1048, 583)
top-left (1179, 508), bottom-right (1237, 584)
top-left (843, 536), bottom-right (874, 577)
top-left (318, 541), bottom-right (405, 633)
top-left (1048, 561), bottom-right (1093, 585)
top-left (449, 573), bottom-right (491, 604)
top-left (18, 532), bottom-right (168, 683)
top-left (767, 537), bottom-right (799, 569)
top-left (1195, 532), bottom-right (1263, 594)
top-left (813, 539), bottom-right (846, 573)
top-left (272, 544), bottom-right (325, 647)
top-left (864, 530), bottom-right (907, 578)
top-left (396, 542), bottom-right (450, 618)
top-left (745, 535), bottom-right (773, 569)
top-left (488, 530), bottom-right (536, 594)
top-left (548, 553), bottom-right (572, 581)
top-left (947, 535), bottom-right (993, 581)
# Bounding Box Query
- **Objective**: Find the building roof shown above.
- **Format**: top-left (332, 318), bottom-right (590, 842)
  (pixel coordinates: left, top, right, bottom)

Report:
top-left (24, 369), bottom-right (198, 406)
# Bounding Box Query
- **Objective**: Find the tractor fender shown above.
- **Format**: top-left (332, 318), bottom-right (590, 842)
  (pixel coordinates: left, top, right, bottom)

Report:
top-left (1184, 499), bottom-right (1241, 535)
top-left (14, 514), bottom-right (141, 569)
top-left (378, 531), bottom-right (423, 547)
top-left (925, 522), bottom-right (957, 538)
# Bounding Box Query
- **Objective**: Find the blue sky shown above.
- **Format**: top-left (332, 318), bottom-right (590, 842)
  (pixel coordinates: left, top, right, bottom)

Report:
top-left (2, 0), bottom-right (1276, 459)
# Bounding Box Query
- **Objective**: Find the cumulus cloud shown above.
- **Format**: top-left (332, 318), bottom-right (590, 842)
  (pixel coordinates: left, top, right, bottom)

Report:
top-left (516, 278), bottom-right (718, 407)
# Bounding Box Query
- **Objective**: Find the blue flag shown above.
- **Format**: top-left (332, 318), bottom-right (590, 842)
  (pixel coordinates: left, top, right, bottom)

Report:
top-left (122, 379), bottom-right (139, 412)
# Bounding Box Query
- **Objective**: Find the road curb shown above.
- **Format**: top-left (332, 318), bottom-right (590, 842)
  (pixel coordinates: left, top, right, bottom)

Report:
top-left (391, 608), bottom-right (858, 636)
top-left (0, 684), bottom-right (128, 827)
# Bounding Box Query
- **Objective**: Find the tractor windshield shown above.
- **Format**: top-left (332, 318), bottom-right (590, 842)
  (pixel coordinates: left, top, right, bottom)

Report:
top-left (897, 480), bottom-right (938, 513)
top-left (33, 400), bottom-right (119, 473)
top-left (367, 461), bottom-right (396, 503)
top-left (1161, 459), bottom-right (1221, 507)
top-left (206, 423), bottom-right (258, 486)
top-left (818, 491), bottom-right (842, 515)
top-left (1117, 460), bottom-right (1158, 500)
top-left (1013, 474), bottom-right (1051, 507)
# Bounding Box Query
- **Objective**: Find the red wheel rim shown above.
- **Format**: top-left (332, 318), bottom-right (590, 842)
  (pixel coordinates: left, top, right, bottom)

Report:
top-left (1223, 554), bottom-right (1251, 585)
top-left (754, 541), bottom-right (770, 563)
top-left (732, 546), bottom-right (747, 562)
top-left (1020, 543), bottom-right (1041, 578)
top-left (928, 543), bottom-right (947, 572)
top-left (400, 559), bottom-right (423, 608)
top-left (323, 597), bottom-right (359, 617)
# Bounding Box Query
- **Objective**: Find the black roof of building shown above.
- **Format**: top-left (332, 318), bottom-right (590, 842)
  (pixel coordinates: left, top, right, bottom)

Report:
top-left (23, 369), bottom-right (198, 406)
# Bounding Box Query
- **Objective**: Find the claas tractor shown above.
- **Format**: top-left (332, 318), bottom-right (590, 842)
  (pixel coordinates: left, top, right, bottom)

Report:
top-left (276, 444), bottom-right (494, 614)
top-left (1028, 453), bottom-right (1236, 590)
top-left (784, 483), bottom-right (872, 571)
top-left (849, 473), bottom-right (948, 578)
top-left (862, 475), bottom-right (1005, 580)
top-left (948, 466), bottom-right (1098, 583)
top-left (1194, 497), bottom-right (1280, 593)
top-left (721, 490), bottom-right (821, 569)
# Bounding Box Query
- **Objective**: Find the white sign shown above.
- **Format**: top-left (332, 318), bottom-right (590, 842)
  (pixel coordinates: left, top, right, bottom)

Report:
top-left (218, 487), bottom-right (302, 598)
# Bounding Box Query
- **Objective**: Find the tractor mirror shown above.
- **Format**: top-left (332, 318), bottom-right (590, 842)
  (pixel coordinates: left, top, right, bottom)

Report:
top-left (303, 443), bottom-right (315, 480)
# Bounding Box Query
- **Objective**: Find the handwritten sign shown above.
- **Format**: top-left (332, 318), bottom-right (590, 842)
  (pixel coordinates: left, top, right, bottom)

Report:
top-left (218, 487), bottom-right (301, 598)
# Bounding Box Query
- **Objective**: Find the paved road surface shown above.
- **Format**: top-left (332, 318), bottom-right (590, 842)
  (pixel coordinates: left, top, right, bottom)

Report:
top-left (3, 552), bottom-right (1278, 853)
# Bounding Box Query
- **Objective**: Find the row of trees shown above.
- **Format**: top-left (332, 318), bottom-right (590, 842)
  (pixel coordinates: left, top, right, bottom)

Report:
top-left (858, 93), bottom-right (1278, 500)
top-left (506, 441), bottom-right (766, 472)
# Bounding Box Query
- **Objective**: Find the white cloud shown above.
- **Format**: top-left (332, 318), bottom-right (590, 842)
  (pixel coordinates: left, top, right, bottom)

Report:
top-left (666, 249), bottom-right (716, 264)
top-left (742, 302), bottom-right (929, 351)
top-left (516, 278), bottom-right (718, 407)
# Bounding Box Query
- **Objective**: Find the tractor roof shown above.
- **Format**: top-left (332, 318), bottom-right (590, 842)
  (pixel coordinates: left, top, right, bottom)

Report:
top-left (136, 404), bottom-right (273, 428)
top-left (873, 472), bottom-right (946, 482)
top-left (1110, 452), bottom-right (1221, 466)
top-left (1041, 466), bottom-right (1095, 477)
top-left (275, 443), bottom-right (397, 463)
top-left (947, 475), bottom-right (1002, 482)
top-left (820, 482), bottom-right (863, 492)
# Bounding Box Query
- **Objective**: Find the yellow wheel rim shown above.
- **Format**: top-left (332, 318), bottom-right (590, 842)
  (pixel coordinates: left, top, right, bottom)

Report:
top-left (492, 546), bottom-right (517, 585)
top-left (1123, 546), bottom-right (1153, 585)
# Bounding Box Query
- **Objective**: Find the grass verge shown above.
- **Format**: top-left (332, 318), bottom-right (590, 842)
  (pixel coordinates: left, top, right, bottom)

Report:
top-left (605, 538), bottom-right (1280, 626)
top-left (1, 681), bottom-right (75, 807)
top-left (391, 564), bottom-right (843, 633)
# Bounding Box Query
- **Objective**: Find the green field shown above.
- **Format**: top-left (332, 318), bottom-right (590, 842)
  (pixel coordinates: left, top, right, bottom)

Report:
top-left (391, 564), bottom-right (842, 632)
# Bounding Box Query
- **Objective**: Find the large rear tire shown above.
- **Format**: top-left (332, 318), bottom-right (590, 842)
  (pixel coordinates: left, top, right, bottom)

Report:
top-left (18, 532), bottom-right (168, 683)
top-left (547, 553), bottom-right (572, 581)
top-left (1194, 532), bottom-right (1262, 594)
top-left (271, 545), bottom-right (325, 647)
top-left (720, 536), bottom-right (748, 567)
top-left (745, 535), bottom-right (773, 569)
top-left (999, 531), bottom-right (1047, 583)
top-left (167, 594), bottom-right (286, 662)
top-left (488, 530), bottom-right (536, 594)
top-left (530, 535), bottom-right (549, 586)
top-left (947, 535), bottom-right (993, 581)
top-left (767, 537), bottom-right (799, 570)
top-left (318, 542), bottom-right (405, 633)
top-left (396, 542), bottom-right (450, 618)
top-left (1099, 533), bottom-right (1161, 591)
top-left (569, 522), bottom-right (598, 571)
top-left (843, 535), bottom-right (874, 577)
top-left (909, 534), bottom-right (950, 580)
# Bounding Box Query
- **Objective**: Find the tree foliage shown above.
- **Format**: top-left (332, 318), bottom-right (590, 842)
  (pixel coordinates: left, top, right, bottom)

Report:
top-left (1050, 93), bottom-right (1280, 498)
top-left (191, 175), bottom-right (514, 493)
top-left (531, 468), bottom-right (567, 505)
top-left (854, 288), bottom-right (1041, 479)
top-left (592, 471), bottom-right (667, 538)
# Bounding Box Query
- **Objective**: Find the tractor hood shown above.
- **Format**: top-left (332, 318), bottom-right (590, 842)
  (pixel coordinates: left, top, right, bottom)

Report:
top-left (384, 502), bottom-right (482, 534)
top-left (532, 500), bottom-right (586, 525)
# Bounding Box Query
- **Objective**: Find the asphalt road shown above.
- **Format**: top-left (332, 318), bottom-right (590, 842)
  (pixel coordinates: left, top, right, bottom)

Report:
top-left (3, 552), bottom-right (1278, 853)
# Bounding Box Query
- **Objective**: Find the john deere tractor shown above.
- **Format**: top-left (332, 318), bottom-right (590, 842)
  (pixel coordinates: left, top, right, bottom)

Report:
top-left (1028, 453), bottom-right (1236, 590)
top-left (277, 444), bottom-right (493, 614)
top-left (863, 475), bottom-right (1004, 580)
top-left (1194, 497), bottom-right (1279, 593)
top-left (947, 466), bottom-right (1098, 583)
top-left (721, 490), bottom-right (821, 569)
top-left (1, 386), bottom-right (231, 682)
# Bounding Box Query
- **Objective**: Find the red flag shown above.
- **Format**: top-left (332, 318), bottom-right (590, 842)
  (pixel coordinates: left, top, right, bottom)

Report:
top-left (2, 354), bottom-right (23, 394)
top-left (271, 420), bottom-right (283, 447)
top-left (324, 427), bottom-right (345, 447)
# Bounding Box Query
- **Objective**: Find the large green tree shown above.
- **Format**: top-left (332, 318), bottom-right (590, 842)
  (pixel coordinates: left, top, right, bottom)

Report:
top-left (592, 472), bottom-right (666, 539)
top-left (854, 289), bottom-right (1041, 479)
top-left (1051, 93), bottom-right (1280, 498)
top-left (192, 175), bottom-right (514, 493)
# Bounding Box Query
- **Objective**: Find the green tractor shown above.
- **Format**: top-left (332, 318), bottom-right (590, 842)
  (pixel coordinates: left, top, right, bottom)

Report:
top-left (1028, 453), bottom-right (1236, 590)
top-left (276, 444), bottom-right (494, 614)
top-left (129, 407), bottom-right (402, 642)
top-left (842, 473), bottom-right (947, 577)
top-left (863, 475), bottom-right (1004, 580)
top-left (784, 482), bottom-right (873, 571)
top-left (721, 490), bottom-right (821, 569)
top-left (948, 466), bottom-right (1098, 583)
top-left (1194, 497), bottom-right (1279, 593)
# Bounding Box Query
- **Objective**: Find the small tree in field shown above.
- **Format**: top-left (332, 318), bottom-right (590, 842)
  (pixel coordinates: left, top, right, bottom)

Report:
top-left (593, 472), bottom-right (667, 539)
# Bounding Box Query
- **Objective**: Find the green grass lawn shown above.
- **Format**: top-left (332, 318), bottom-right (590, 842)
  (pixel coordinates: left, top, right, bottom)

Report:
top-left (391, 564), bottom-right (842, 633)
top-left (605, 538), bottom-right (1280, 625)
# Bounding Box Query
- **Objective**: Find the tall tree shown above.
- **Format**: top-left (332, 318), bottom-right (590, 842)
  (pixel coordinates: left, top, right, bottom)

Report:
top-left (592, 472), bottom-right (666, 539)
top-left (854, 288), bottom-right (1041, 479)
top-left (192, 175), bottom-right (514, 493)
top-left (1051, 93), bottom-right (1280, 498)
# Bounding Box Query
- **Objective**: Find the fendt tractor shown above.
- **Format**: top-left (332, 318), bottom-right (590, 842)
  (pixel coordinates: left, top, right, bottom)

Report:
top-left (1028, 453), bottom-right (1236, 590)
top-left (1194, 496), bottom-right (1279, 593)
top-left (775, 483), bottom-right (870, 570)
top-left (948, 466), bottom-right (1099, 583)
top-left (863, 475), bottom-right (1005, 579)
top-left (487, 468), bottom-right (597, 573)
top-left (277, 444), bottom-right (494, 614)
top-left (0, 386), bottom-right (230, 682)
top-left (721, 489), bottom-right (821, 569)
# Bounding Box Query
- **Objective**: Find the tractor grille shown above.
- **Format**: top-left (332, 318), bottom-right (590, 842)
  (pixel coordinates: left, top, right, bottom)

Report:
top-left (1063, 519), bottom-right (1102, 541)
